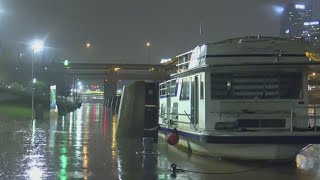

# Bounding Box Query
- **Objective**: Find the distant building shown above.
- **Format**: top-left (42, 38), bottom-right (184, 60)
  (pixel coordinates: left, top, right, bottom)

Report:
top-left (280, 1), bottom-right (320, 48)
top-left (303, 20), bottom-right (320, 47)
top-left (280, 2), bottom-right (312, 37)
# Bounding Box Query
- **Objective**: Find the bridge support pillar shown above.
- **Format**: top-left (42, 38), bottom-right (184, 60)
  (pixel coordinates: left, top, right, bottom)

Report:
top-left (104, 80), bottom-right (117, 104)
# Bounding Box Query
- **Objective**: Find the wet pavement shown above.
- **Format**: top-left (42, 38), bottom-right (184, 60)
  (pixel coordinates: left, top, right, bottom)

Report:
top-left (0, 103), bottom-right (320, 180)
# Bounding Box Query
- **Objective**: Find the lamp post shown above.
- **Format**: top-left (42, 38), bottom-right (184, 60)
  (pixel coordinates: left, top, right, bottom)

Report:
top-left (31, 40), bottom-right (44, 120)
top-left (146, 42), bottom-right (151, 64)
top-left (64, 60), bottom-right (69, 114)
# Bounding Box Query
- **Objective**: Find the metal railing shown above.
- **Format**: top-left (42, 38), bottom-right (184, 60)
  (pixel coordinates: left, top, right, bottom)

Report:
top-left (160, 105), bottom-right (320, 133)
top-left (209, 105), bottom-right (320, 132)
top-left (159, 107), bottom-right (198, 130)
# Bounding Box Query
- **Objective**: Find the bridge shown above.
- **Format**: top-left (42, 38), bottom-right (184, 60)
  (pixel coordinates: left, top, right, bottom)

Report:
top-left (65, 62), bottom-right (175, 100)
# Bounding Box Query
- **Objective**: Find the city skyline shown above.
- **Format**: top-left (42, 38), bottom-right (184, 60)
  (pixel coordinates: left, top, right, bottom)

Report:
top-left (280, 0), bottom-right (320, 47)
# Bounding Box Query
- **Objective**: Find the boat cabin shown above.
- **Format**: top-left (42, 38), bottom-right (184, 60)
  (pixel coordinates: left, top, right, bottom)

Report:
top-left (159, 36), bottom-right (318, 132)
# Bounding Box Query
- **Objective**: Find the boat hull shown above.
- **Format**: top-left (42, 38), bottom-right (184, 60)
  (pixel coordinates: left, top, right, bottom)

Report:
top-left (159, 132), bottom-right (307, 161)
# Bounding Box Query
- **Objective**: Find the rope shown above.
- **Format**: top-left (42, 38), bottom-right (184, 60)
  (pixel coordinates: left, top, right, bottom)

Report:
top-left (169, 144), bottom-right (314, 176)
top-left (175, 166), bottom-right (263, 175)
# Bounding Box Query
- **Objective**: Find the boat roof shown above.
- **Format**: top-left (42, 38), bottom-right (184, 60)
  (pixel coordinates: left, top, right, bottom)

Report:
top-left (172, 36), bottom-right (319, 72)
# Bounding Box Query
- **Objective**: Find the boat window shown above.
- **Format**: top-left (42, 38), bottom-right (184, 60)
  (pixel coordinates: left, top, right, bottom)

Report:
top-left (211, 72), bottom-right (302, 99)
top-left (160, 79), bottom-right (177, 97)
top-left (169, 80), bottom-right (177, 96)
top-left (180, 78), bottom-right (190, 100)
top-left (177, 54), bottom-right (191, 72)
top-left (200, 75), bottom-right (204, 99)
top-left (159, 83), bottom-right (167, 97)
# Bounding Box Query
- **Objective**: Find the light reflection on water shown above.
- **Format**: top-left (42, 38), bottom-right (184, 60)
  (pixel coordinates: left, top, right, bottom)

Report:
top-left (1, 103), bottom-right (320, 179)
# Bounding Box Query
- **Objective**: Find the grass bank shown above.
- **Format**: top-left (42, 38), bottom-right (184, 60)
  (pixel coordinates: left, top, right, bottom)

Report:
top-left (0, 104), bottom-right (50, 120)
top-left (0, 87), bottom-right (79, 119)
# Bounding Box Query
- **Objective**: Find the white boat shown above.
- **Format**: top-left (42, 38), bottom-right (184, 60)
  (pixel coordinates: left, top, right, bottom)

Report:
top-left (158, 36), bottom-right (320, 161)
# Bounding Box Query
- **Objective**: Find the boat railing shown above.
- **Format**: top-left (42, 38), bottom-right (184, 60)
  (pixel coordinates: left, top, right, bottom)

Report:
top-left (210, 106), bottom-right (320, 132)
top-left (159, 107), bottom-right (196, 129)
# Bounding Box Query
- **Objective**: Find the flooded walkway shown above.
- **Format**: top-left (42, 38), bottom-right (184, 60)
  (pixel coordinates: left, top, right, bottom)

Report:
top-left (0, 103), bottom-right (320, 179)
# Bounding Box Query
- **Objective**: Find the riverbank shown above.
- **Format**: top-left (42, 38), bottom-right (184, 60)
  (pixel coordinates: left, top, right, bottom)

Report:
top-left (0, 88), bottom-right (78, 120)
top-left (0, 103), bottom-right (50, 120)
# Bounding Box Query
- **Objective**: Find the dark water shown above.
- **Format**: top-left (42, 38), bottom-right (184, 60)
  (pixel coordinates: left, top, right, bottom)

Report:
top-left (0, 103), bottom-right (319, 180)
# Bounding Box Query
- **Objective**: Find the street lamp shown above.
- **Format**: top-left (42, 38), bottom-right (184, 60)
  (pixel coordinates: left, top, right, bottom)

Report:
top-left (31, 40), bottom-right (44, 53)
top-left (64, 60), bottom-right (69, 114)
top-left (86, 42), bottom-right (91, 48)
top-left (31, 39), bottom-right (44, 120)
top-left (146, 42), bottom-right (151, 64)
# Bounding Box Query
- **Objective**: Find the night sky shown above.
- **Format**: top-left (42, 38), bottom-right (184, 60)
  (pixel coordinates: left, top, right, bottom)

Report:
top-left (0, 0), bottom-right (283, 64)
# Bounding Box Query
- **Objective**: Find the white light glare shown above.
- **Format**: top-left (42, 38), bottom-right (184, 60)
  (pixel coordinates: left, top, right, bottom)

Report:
top-left (160, 58), bottom-right (171, 64)
top-left (31, 40), bottom-right (44, 53)
top-left (33, 78), bottom-right (37, 83)
top-left (274, 6), bottom-right (284, 15)
top-left (27, 166), bottom-right (43, 180)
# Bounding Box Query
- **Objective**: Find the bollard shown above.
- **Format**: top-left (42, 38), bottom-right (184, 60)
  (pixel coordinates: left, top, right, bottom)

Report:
top-left (171, 164), bottom-right (177, 178)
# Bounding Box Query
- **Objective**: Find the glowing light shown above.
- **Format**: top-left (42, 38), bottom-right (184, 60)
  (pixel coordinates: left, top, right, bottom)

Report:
top-left (33, 78), bottom-right (37, 84)
top-left (304, 21), bottom-right (319, 26)
top-left (306, 52), bottom-right (320, 62)
top-left (59, 146), bottom-right (68, 180)
top-left (27, 167), bottom-right (43, 180)
top-left (160, 58), bottom-right (172, 64)
top-left (31, 40), bottom-right (44, 53)
top-left (31, 119), bottom-right (36, 145)
top-left (273, 6), bottom-right (284, 15)
top-left (111, 115), bottom-right (117, 160)
top-left (62, 116), bottom-right (65, 129)
top-left (114, 67), bottom-right (121, 71)
top-left (64, 60), bottom-right (69, 66)
top-left (313, 72), bottom-right (316, 76)
top-left (286, 29), bottom-right (290, 34)
top-left (295, 4), bottom-right (305, 9)
top-left (86, 42), bottom-right (91, 48)
top-left (146, 42), bottom-right (151, 47)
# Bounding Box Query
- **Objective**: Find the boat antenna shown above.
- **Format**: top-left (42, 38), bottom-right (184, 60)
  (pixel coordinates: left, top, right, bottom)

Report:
top-left (199, 21), bottom-right (203, 45)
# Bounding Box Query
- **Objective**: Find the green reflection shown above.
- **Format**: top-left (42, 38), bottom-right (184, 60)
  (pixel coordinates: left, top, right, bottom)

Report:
top-left (158, 173), bottom-right (171, 180)
top-left (59, 139), bottom-right (69, 179)
top-left (60, 155), bottom-right (68, 169)
top-left (60, 147), bottom-right (67, 154)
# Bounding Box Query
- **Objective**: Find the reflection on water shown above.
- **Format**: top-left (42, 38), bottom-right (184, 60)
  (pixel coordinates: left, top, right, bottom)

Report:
top-left (1, 103), bottom-right (320, 179)
top-left (112, 114), bottom-right (117, 160)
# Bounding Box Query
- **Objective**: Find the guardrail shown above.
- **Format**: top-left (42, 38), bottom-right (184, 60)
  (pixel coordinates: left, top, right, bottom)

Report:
top-left (160, 105), bottom-right (320, 133)
top-left (159, 107), bottom-right (198, 130)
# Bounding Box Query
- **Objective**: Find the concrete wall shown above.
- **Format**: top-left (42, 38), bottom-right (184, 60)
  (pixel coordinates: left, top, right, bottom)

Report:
top-left (116, 81), bottom-right (145, 138)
